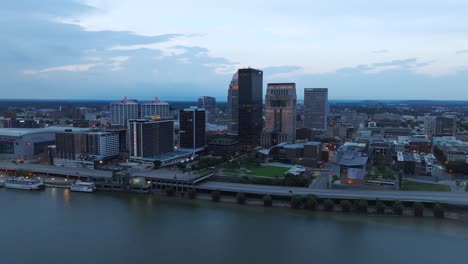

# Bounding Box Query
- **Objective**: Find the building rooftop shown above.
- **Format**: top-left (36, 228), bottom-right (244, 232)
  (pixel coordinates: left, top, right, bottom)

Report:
top-left (131, 168), bottom-right (204, 182)
top-left (305, 141), bottom-right (322, 146)
top-left (398, 135), bottom-right (430, 143)
top-left (339, 156), bottom-right (368, 167)
top-left (141, 150), bottom-right (193, 162)
top-left (283, 144), bottom-right (305, 149)
top-left (0, 127), bottom-right (91, 137)
top-left (0, 162), bottom-right (113, 178)
top-left (112, 97), bottom-right (138, 104)
top-left (209, 137), bottom-right (238, 145)
top-left (141, 97), bottom-right (168, 105)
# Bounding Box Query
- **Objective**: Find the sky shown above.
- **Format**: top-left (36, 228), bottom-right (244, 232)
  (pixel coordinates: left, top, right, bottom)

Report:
top-left (1, 0), bottom-right (468, 101)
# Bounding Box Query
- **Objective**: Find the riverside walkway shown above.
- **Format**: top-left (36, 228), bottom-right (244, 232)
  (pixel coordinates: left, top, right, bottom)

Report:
top-left (196, 181), bottom-right (468, 206)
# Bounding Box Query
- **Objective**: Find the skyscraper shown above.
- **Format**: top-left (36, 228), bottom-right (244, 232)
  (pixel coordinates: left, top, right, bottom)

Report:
top-left (303, 88), bottom-right (328, 131)
top-left (261, 83), bottom-right (297, 148)
top-left (179, 107), bottom-right (206, 151)
top-left (128, 118), bottom-right (174, 159)
top-left (237, 68), bottom-right (263, 150)
top-left (140, 97), bottom-right (170, 119)
top-left (110, 97), bottom-right (139, 126)
top-left (227, 72), bottom-right (239, 134)
top-left (198, 96), bottom-right (217, 123)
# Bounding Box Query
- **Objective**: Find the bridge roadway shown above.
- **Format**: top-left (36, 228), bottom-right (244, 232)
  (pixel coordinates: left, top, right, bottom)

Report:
top-left (196, 181), bottom-right (468, 206)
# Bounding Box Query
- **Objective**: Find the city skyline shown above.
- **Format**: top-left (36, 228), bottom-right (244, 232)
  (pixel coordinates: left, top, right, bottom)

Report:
top-left (2, 0), bottom-right (468, 100)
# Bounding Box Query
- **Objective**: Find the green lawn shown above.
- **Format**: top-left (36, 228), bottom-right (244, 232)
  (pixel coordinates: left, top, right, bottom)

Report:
top-left (246, 166), bottom-right (289, 178)
top-left (401, 181), bottom-right (451, 192)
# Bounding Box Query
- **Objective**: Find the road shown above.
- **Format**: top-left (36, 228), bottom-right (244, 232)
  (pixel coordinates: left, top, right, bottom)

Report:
top-left (310, 151), bottom-right (340, 189)
top-left (197, 181), bottom-right (468, 205)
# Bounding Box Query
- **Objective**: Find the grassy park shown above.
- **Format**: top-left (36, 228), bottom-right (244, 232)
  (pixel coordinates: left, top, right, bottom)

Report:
top-left (246, 166), bottom-right (289, 178)
top-left (401, 181), bottom-right (451, 192)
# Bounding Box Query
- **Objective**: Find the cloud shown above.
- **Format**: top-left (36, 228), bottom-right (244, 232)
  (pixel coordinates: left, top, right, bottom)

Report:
top-left (2, 0), bottom-right (468, 100)
top-left (0, 0), bottom-right (238, 100)
top-left (23, 63), bottom-right (100, 75)
top-left (372, 49), bottom-right (389, 54)
top-left (456, 50), bottom-right (468, 54)
top-left (263, 66), bottom-right (303, 75)
top-left (275, 64), bottom-right (468, 100)
top-left (336, 58), bottom-right (433, 75)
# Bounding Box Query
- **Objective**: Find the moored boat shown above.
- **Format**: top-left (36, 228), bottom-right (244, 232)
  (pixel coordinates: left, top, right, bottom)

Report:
top-left (4, 177), bottom-right (45, 190)
top-left (70, 180), bottom-right (96, 193)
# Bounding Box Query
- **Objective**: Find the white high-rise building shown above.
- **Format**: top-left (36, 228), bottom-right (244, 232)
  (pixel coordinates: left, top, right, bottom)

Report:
top-left (140, 97), bottom-right (170, 119)
top-left (110, 97), bottom-right (139, 126)
top-left (303, 88), bottom-right (328, 131)
top-left (85, 132), bottom-right (120, 160)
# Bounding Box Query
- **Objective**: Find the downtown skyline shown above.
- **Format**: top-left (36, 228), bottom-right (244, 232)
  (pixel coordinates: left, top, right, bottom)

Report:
top-left (2, 0), bottom-right (468, 100)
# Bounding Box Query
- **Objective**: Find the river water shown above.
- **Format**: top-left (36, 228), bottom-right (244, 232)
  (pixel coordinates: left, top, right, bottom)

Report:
top-left (1, 188), bottom-right (467, 264)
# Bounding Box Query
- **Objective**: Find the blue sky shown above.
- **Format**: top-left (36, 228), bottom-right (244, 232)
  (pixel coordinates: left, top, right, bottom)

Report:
top-left (1, 0), bottom-right (468, 100)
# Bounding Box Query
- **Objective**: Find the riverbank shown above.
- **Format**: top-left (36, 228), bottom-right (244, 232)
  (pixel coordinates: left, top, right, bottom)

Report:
top-left (150, 189), bottom-right (468, 222)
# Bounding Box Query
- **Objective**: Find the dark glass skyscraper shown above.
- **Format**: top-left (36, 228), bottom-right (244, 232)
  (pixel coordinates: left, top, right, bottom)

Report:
top-left (179, 107), bottom-right (206, 151)
top-left (128, 119), bottom-right (174, 159)
top-left (237, 68), bottom-right (263, 150)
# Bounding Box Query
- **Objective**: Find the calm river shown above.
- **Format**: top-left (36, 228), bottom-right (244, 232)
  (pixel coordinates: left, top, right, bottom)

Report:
top-left (1, 188), bottom-right (467, 264)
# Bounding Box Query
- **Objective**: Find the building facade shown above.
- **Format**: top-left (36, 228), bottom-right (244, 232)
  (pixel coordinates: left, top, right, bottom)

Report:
top-left (434, 116), bottom-right (456, 137)
top-left (55, 131), bottom-right (85, 160)
top-left (303, 88), bottom-right (328, 131)
top-left (198, 96), bottom-right (217, 124)
top-left (84, 132), bottom-right (119, 160)
top-left (237, 68), bottom-right (263, 150)
top-left (110, 97), bottom-right (140, 126)
top-left (54, 130), bottom-right (119, 167)
top-left (208, 137), bottom-right (239, 158)
top-left (128, 119), bottom-right (174, 159)
top-left (227, 72), bottom-right (239, 134)
top-left (140, 97), bottom-right (170, 119)
top-left (0, 128), bottom-right (56, 161)
top-left (261, 83), bottom-right (297, 148)
top-left (179, 107), bottom-right (206, 151)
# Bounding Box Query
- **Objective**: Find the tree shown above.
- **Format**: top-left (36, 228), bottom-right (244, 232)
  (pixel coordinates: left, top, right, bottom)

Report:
top-left (324, 199), bottom-right (334, 212)
top-left (283, 174), bottom-right (310, 187)
top-left (188, 189), bottom-right (197, 199)
top-left (393, 200), bottom-right (403, 215)
top-left (15, 169), bottom-right (30, 177)
top-left (290, 195), bottom-right (303, 209)
top-left (153, 160), bottom-right (162, 169)
top-left (357, 200), bottom-right (368, 214)
top-left (304, 195), bottom-right (318, 210)
top-left (465, 184), bottom-right (468, 192)
top-left (331, 175), bottom-right (340, 183)
top-left (340, 200), bottom-right (352, 213)
top-left (263, 195), bottom-right (273, 207)
top-left (433, 145), bottom-right (447, 164)
top-left (433, 203), bottom-right (444, 218)
top-left (211, 191), bottom-right (221, 202)
top-left (165, 187), bottom-right (175, 197)
top-left (376, 200), bottom-right (386, 214)
top-left (445, 162), bottom-right (468, 175)
top-left (236, 192), bottom-right (246, 204)
top-left (413, 202), bottom-right (424, 217)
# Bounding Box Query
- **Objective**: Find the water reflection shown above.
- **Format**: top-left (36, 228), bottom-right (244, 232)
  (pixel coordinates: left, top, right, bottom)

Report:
top-left (62, 189), bottom-right (70, 205)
